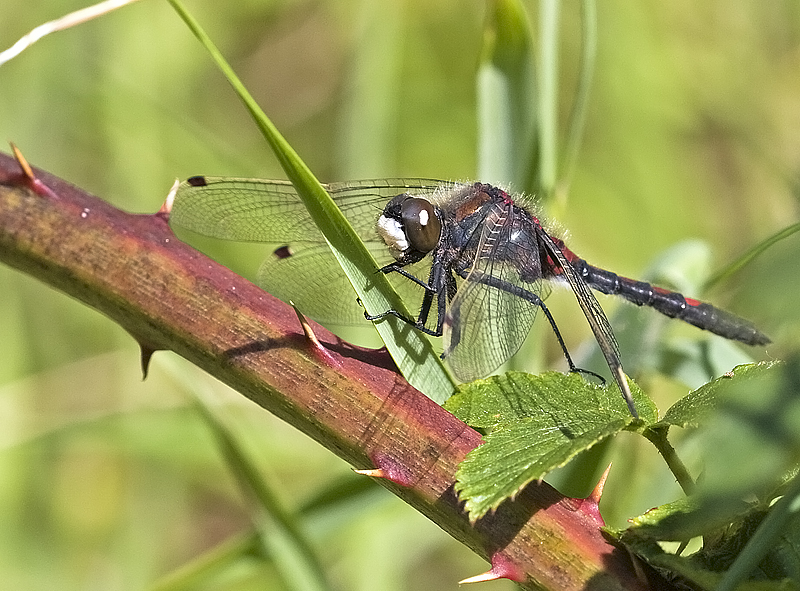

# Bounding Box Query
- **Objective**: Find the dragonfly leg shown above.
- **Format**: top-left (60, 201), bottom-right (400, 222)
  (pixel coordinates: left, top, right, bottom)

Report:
top-left (379, 263), bottom-right (436, 292)
top-left (363, 308), bottom-right (443, 336)
top-left (460, 270), bottom-right (603, 383)
top-left (537, 302), bottom-right (606, 384)
top-left (368, 258), bottom-right (448, 335)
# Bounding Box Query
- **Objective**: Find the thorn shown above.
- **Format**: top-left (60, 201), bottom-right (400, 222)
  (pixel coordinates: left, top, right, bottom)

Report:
top-left (560, 463), bottom-right (612, 526)
top-left (11, 143), bottom-right (34, 179)
top-left (140, 343), bottom-right (158, 380)
top-left (459, 571), bottom-right (502, 584)
top-left (459, 552), bottom-right (525, 584)
top-left (353, 468), bottom-right (387, 478)
top-left (160, 179), bottom-right (179, 216)
top-left (9, 142), bottom-right (58, 199)
top-left (589, 462), bottom-right (612, 505)
top-left (360, 452), bottom-right (414, 487)
top-left (291, 302), bottom-right (342, 369)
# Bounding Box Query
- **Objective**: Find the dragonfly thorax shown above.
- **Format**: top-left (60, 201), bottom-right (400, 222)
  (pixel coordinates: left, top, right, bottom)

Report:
top-left (376, 195), bottom-right (442, 264)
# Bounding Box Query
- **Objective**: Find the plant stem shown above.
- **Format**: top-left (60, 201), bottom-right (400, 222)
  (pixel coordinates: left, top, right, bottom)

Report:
top-left (643, 427), bottom-right (695, 495)
top-left (0, 151), bottom-right (655, 591)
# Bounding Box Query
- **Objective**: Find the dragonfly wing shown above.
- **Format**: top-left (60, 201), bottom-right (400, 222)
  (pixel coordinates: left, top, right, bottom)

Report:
top-left (443, 202), bottom-right (543, 382)
top-left (536, 227), bottom-right (637, 416)
top-left (258, 241), bottom-right (431, 326)
top-left (258, 243), bottom-right (370, 325)
top-left (170, 177), bottom-right (444, 243)
top-left (170, 177), bottom-right (445, 325)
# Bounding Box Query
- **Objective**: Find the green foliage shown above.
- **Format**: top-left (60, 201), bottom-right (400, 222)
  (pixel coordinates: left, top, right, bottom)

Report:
top-left (446, 371), bottom-right (656, 519)
top-left (449, 361), bottom-right (800, 588)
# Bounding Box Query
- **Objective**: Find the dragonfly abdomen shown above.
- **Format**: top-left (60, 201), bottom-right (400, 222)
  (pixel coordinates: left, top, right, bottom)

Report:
top-left (573, 259), bottom-right (771, 346)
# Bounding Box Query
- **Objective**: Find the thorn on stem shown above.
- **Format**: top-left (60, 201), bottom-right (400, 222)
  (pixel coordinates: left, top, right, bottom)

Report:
top-left (589, 462), bottom-right (612, 505)
top-left (355, 452), bottom-right (413, 487)
top-left (459, 552), bottom-right (525, 584)
top-left (9, 142), bottom-right (58, 199)
top-left (140, 344), bottom-right (158, 380)
top-left (291, 302), bottom-right (342, 369)
top-left (353, 468), bottom-right (387, 478)
top-left (559, 463), bottom-right (612, 526)
top-left (160, 179), bottom-right (180, 216)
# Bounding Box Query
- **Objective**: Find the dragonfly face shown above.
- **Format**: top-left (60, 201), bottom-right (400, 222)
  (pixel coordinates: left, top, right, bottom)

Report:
top-left (171, 177), bottom-right (770, 417)
top-left (376, 194), bottom-right (442, 264)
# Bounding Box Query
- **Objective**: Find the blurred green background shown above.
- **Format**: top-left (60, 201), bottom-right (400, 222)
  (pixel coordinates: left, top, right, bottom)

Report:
top-left (0, 1), bottom-right (798, 589)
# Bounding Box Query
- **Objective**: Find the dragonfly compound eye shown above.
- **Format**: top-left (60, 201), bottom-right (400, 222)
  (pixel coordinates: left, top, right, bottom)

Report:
top-left (400, 198), bottom-right (441, 254)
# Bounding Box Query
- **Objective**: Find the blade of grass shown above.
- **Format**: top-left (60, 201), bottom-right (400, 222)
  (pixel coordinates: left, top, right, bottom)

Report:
top-left (0, 0), bottom-right (141, 67)
top-left (704, 221), bottom-right (800, 290)
top-left (556, 0), bottom-right (596, 203)
top-left (194, 396), bottom-right (333, 591)
top-left (337, 1), bottom-right (404, 178)
top-left (476, 0), bottom-right (537, 189)
top-left (149, 532), bottom-right (261, 591)
top-left (476, 0), bottom-right (544, 376)
top-left (537, 0), bottom-right (560, 200)
top-left (166, 0), bottom-right (454, 403)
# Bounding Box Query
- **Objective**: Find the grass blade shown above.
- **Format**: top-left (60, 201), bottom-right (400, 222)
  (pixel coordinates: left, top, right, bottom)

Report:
top-left (194, 398), bottom-right (332, 591)
top-left (476, 0), bottom-right (537, 189)
top-left (537, 0), bottom-right (560, 199)
top-left (704, 221), bottom-right (800, 290)
top-left (166, 0), bottom-right (454, 402)
top-left (557, 0), bottom-right (596, 201)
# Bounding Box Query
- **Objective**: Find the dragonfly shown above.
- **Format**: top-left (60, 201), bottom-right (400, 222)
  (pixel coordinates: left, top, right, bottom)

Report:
top-left (169, 177), bottom-right (771, 417)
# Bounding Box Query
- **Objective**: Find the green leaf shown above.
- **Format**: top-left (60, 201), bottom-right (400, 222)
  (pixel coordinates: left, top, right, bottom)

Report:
top-left (660, 362), bottom-right (778, 429)
top-left (626, 495), bottom-right (753, 542)
top-left (166, 0), bottom-right (454, 403)
top-left (622, 360), bottom-right (800, 589)
top-left (448, 371), bottom-right (656, 520)
top-left (692, 359), bottom-right (799, 501)
top-left (717, 472), bottom-right (800, 591)
top-left (621, 536), bottom-right (794, 591)
top-left (623, 486), bottom-right (800, 588)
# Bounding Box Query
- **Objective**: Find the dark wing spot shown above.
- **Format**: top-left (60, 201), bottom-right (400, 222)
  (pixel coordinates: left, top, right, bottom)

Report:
top-left (187, 176), bottom-right (208, 187)
top-left (273, 245), bottom-right (293, 260)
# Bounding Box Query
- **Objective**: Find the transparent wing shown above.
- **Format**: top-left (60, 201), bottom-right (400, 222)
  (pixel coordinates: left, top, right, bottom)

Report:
top-left (443, 202), bottom-right (548, 381)
top-left (170, 177), bottom-right (444, 325)
top-left (170, 177), bottom-right (445, 243)
top-left (536, 226), bottom-right (622, 366)
top-left (256, 242), bottom-right (430, 325)
top-left (536, 226), bottom-right (637, 415)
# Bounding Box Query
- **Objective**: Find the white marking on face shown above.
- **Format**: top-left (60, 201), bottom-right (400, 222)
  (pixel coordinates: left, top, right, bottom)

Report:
top-left (377, 215), bottom-right (409, 259)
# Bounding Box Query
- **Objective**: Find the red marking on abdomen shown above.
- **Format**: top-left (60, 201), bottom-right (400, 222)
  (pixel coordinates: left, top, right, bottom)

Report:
top-left (550, 237), bottom-right (580, 263)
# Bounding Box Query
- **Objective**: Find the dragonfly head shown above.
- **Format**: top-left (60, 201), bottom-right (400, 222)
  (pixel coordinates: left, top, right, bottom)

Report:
top-left (377, 195), bottom-right (442, 264)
